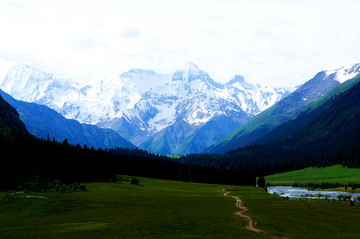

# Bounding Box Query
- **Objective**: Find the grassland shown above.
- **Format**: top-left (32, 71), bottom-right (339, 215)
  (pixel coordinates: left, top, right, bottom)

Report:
top-left (0, 177), bottom-right (261, 239)
top-left (266, 165), bottom-right (360, 186)
top-left (230, 186), bottom-right (360, 239)
top-left (1, 176), bottom-right (360, 238)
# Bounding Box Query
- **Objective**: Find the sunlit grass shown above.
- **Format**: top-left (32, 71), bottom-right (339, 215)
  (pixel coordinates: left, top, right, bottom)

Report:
top-left (266, 165), bottom-right (360, 186)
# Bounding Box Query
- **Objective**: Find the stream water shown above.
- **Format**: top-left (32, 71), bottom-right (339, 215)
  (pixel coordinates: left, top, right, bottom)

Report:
top-left (267, 186), bottom-right (360, 200)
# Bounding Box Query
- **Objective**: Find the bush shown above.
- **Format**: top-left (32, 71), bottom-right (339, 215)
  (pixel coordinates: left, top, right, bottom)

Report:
top-left (131, 178), bottom-right (140, 185)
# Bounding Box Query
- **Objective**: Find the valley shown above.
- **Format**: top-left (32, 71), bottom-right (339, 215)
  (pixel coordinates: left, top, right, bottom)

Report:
top-left (1, 63), bottom-right (360, 238)
top-left (1, 176), bottom-right (360, 238)
top-left (1, 1), bottom-right (360, 238)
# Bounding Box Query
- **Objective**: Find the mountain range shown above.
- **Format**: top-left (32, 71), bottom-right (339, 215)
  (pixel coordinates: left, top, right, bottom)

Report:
top-left (2, 62), bottom-right (359, 155)
top-left (0, 89), bottom-right (135, 149)
top-left (0, 63), bottom-right (291, 154)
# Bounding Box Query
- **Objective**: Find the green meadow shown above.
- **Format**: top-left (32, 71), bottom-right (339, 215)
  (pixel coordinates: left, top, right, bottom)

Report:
top-left (266, 165), bottom-right (360, 186)
top-left (0, 177), bottom-right (260, 239)
top-left (1, 175), bottom-right (360, 238)
top-left (230, 186), bottom-right (360, 238)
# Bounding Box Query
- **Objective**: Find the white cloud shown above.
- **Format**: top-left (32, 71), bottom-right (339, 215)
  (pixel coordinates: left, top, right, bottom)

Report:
top-left (0, 0), bottom-right (359, 87)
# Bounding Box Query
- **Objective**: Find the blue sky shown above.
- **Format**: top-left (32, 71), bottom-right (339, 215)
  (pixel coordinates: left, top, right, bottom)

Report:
top-left (0, 0), bottom-right (359, 87)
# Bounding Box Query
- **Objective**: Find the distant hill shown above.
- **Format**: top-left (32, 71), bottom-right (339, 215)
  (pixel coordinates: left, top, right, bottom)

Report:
top-left (0, 89), bottom-right (135, 149)
top-left (172, 111), bottom-right (251, 155)
top-left (140, 119), bottom-right (197, 155)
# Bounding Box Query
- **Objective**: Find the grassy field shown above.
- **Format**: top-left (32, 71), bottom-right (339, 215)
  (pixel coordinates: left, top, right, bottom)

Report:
top-left (0, 177), bottom-right (261, 239)
top-left (230, 186), bottom-right (360, 239)
top-left (1, 176), bottom-right (360, 238)
top-left (266, 165), bottom-right (360, 186)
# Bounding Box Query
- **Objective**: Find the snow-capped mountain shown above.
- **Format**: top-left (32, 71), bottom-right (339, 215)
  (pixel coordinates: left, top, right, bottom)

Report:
top-left (1, 65), bottom-right (83, 111)
top-left (60, 69), bottom-right (168, 124)
top-left (0, 65), bottom-right (168, 124)
top-left (0, 62), bottom-right (292, 153)
top-left (118, 62), bottom-right (290, 134)
top-left (324, 63), bottom-right (360, 84)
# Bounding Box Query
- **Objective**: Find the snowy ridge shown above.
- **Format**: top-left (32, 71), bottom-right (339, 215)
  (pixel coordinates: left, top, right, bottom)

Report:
top-left (1, 63), bottom-right (295, 145)
top-left (113, 63), bottom-right (292, 133)
top-left (0, 65), bottom-right (82, 111)
top-left (325, 63), bottom-right (360, 84)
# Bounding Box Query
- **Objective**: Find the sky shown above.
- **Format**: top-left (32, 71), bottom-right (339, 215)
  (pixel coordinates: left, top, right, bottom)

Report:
top-left (0, 0), bottom-right (359, 87)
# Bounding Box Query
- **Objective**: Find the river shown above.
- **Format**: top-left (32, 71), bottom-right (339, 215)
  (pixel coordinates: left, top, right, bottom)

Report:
top-left (267, 186), bottom-right (360, 200)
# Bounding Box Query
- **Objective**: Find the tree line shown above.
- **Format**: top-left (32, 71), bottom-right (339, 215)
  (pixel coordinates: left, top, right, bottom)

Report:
top-left (0, 132), bottom-right (256, 190)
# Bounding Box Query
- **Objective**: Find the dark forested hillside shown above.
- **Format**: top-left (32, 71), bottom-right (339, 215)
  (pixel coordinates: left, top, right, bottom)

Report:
top-left (0, 132), bottom-right (256, 189)
top-left (0, 94), bottom-right (255, 189)
top-left (4, 75), bottom-right (360, 189)
top-left (0, 94), bottom-right (28, 136)
top-left (184, 79), bottom-right (360, 176)
top-left (257, 76), bottom-right (360, 145)
top-left (290, 77), bottom-right (360, 154)
top-left (207, 70), bottom-right (350, 154)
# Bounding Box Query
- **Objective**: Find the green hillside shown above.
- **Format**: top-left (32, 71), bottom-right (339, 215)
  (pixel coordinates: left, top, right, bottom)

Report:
top-left (266, 165), bottom-right (360, 185)
top-left (207, 71), bottom-right (343, 153)
top-left (257, 75), bottom-right (360, 144)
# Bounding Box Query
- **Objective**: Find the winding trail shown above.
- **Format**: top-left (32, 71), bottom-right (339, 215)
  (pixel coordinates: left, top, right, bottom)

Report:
top-left (222, 188), bottom-right (286, 239)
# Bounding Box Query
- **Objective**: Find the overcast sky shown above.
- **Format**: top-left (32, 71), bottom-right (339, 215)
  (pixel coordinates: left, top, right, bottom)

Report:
top-left (0, 0), bottom-right (359, 87)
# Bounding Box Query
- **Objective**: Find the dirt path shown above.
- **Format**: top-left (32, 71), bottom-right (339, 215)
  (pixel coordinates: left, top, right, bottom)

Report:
top-left (222, 188), bottom-right (286, 239)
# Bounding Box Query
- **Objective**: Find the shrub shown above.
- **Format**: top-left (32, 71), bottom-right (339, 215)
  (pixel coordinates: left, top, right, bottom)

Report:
top-left (131, 178), bottom-right (140, 185)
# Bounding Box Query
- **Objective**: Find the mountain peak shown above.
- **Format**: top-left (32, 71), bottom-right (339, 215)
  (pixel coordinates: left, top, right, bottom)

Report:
top-left (171, 62), bottom-right (223, 89)
top-left (173, 61), bottom-right (208, 77)
top-left (7, 64), bottom-right (51, 77)
top-left (11, 64), bottom-right (31, 71)
top-left (186, 61), bottom-right (200, 71)
top-left (121, 68), bottom-right (159, 78)
top-left (226, 75), bottom-right (245, 85)
top-left (225, 75), bottom-right (258, 91)
top-left (1, 65), bottom-right (52, 95)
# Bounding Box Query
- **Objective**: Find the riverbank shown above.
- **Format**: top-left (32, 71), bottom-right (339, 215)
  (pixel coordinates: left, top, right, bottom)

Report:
top-left (267, 186), bottom-right (360, 201)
